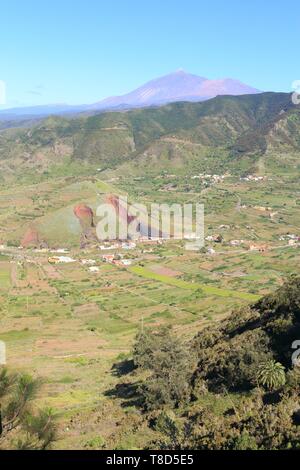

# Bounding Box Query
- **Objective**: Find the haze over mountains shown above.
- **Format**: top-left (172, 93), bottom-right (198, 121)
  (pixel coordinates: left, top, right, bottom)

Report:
top-left (0, 71), bottom-right (261, 119)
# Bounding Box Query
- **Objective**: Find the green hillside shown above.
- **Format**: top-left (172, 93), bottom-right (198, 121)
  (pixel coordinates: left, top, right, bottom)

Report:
top-left (0, 91), bottom-right (299, 249)
top-left (0, 92), bottom-right (298, 184)
top-left (123, 276), bottom-right (300, 450)
top-left (1, 92), bottom-right (300, 450)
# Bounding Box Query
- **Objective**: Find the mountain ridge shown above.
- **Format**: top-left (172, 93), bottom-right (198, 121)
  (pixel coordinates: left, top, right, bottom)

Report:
top-left (0, 92), bottom-right (298, 184)
top-left (0, 71), bottom-right (261, 119)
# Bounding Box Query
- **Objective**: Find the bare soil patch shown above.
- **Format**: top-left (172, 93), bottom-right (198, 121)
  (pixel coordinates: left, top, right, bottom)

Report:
top-left (149, 264), bottom-right (183, 277)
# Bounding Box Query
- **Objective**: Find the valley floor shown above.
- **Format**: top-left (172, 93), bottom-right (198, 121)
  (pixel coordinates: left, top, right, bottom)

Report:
top-left (0, 169), bottom-right (300, 448)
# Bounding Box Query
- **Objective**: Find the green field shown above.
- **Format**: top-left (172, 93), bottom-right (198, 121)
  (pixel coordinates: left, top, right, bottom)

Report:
top-left (129, 266), bottom-right (261, 301)
top-left (0, 263), bottom-right (11, 290)
top-left (1, 162), bottom-right (299, 448)
top-left (0, 91), bottom-right (300, 449)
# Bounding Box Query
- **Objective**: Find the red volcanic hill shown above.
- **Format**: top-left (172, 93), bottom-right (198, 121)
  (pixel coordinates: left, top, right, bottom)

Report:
top-left (74, 203), bottom-right (97, 248)
top-left (74, 204), bottom-right (95, 227)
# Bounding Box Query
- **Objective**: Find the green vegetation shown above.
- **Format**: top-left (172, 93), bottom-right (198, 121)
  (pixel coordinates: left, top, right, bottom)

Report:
top-left (0, 91), bottom-right (300, 449)
top-left (0, 368), bottom-right (56, 449)
top-left (130, 266), bottom-right (260, 301)
top-left (0, 264), bottom-right (11, 290)
top-left (0, 92), bottom-right (299, 183)
top-left (133, 328), bottom-right (195, 410)
top-left (121, 277), bottom-right (300, 450)
top-left (256, 360), bottom-right (286, 391)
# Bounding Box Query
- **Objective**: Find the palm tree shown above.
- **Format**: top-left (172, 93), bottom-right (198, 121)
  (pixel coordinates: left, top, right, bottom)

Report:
top-left (256, 360), bottom-right (286, 391)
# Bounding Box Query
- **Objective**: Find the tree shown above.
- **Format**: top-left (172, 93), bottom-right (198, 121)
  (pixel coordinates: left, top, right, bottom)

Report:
top-left (133, 327), bottom-right (195, 410)
top-left (0, 367), bottom-right (56, 450)
top-left (256, 360), bottom-right (286, 391)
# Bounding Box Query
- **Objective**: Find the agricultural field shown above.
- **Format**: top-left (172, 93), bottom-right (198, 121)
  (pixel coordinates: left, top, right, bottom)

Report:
top-left (0, 92), bottom-right (300, 449)
top-left (0, 166), bottom-right (300, 448)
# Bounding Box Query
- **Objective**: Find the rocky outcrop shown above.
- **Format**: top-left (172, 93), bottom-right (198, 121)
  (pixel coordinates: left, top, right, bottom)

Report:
top-left (74, 204), bottom-right (97, 248)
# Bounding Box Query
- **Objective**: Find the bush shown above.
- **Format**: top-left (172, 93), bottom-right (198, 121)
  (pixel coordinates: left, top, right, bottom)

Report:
top-left (133, 327), bottom-right (195, 410)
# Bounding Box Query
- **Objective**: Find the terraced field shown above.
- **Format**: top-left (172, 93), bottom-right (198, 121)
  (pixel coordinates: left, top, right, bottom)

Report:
top-left (0, 136), bottom-right (300, 448)
top-left (1, 218), bottom-right (299, 448)
top-left (0, 262), bottom-right (11, 290)
top-left (129, 266), bottom-right (260, 301)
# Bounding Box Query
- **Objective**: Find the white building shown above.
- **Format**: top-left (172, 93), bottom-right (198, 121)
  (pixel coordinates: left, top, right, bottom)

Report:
top-left (89, 266), bottom-right (100, 273)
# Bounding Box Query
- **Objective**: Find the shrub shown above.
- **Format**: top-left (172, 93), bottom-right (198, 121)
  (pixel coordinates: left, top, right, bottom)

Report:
top-left (133, 327), bottom-right (195, 410)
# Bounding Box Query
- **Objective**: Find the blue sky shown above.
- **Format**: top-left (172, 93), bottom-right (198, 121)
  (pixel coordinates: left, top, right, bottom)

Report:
top-left (0, 0), bottom-right (299, 108)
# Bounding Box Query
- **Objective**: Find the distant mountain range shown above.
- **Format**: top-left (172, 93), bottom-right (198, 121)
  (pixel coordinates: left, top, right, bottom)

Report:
top-left (0, 71), bottom-right (261, 120)
top-left (92, 70), bottom-right (261, 109)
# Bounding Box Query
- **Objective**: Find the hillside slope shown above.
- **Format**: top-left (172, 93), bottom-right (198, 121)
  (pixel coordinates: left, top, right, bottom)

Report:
top-left (124, 277), bottom-right (300, 450)
top-left (0, 92), bottom-right (298, 182)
